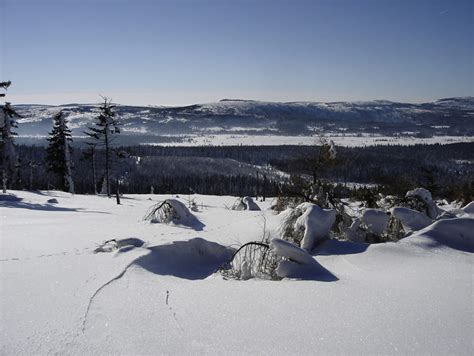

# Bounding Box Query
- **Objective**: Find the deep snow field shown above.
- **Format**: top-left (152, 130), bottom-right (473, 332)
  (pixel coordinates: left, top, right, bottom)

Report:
top-left (1, 191), bottom-right (473, 355)
top-left (145, 134), bottom-right (474, 147)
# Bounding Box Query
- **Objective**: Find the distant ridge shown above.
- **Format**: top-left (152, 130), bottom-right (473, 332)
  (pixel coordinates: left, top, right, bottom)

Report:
top-left (12, 97), bottom-right (474, 138)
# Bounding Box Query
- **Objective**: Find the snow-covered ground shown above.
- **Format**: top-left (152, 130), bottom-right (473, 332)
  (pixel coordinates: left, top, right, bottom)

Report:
top-left (144, 134), bottom-right (474, 147)
top-left (1, 191), bottom-right (472, 354)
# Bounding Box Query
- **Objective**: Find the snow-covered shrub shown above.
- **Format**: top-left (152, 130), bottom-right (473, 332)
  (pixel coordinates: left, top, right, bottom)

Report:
top-left (188, 198), bottom-right (199, 212)
top-left (279, 203), bottom-right (336, 251)
top-left (220, 242), bottom-right (281, 280)
top-left (270, 239), bottom-right (337, 280)
top-left (231, 196), bottom-right (261, 211)
top-left (345, 218), bottom-right (365, 242)
top-left (221, 237), bottom-right (335, 281)
top-left (345, 208), bottom-right (404, 243)
top-left (391, 207), bottom-right (433, 234)
top-left (376, 194), bottom-right (402, 211)
top-left (405, 188), bottom-right (441, 219)
top-left (270, 196), bottom-right (301, 213)
top-left (361, 209), bottom-right (389, 235)
top-left (144, 199), bottom-right (192, 224)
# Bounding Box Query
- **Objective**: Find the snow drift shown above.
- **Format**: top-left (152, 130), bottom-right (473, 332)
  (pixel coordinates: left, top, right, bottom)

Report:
top-left (391, 207), bottom-right (433, 233)
top-left (134, 238), bottom-right (234, 280)
top-left (144, 199), bottom-right (205, 230)
top-left (270, 239), bottom-right (337, 281)
top-left (405, 217), bottom-right (474, 252)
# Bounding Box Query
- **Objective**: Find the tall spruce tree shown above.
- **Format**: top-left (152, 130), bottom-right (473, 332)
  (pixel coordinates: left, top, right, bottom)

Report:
top-left (1, 81), bottom-right (21, 193)
top-left (84, 97), bottom-right (120, 197)
top-left (46, 111), bottom-right (75, 193)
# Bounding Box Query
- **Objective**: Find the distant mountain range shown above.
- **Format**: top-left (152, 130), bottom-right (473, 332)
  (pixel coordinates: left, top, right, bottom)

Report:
top-left (14, 97), bottom-right (474, 139)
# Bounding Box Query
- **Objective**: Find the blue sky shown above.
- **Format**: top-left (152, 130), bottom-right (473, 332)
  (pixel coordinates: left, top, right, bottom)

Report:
top-left (1, 0), bottom-right (472, 105)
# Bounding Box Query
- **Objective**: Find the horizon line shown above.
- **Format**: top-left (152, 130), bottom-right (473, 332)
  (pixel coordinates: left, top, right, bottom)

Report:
top-left (9, 95), bottom-right (474, 108)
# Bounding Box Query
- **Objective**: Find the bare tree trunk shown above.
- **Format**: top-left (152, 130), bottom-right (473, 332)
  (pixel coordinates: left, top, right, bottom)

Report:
top-left (115, 178), bottom-right (120, 205)
top-left (2, 171), bottom-right (6, 194)
top-left (92, 147), bottom-right (98, 195)
top-left (29, 161), bottom-right (34, 191)
top-left (256, 171), bottom-right (260, 200)
top-left (63, 132), bottom-right (74, 194)
top-left (105, 126), bottom-right (110, 197)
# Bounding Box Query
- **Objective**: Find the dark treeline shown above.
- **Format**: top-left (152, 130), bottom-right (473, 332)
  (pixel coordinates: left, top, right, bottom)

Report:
top-left (15, 145), bottom-right (280, 197)
top-left (13, 143), bottom-right (474, 200)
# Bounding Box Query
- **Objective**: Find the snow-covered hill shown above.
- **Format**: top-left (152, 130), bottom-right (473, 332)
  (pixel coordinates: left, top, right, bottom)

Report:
top-left (1, 191), bottom-right (472, 354)
top-left (13, 97), bottom-right (474, 140)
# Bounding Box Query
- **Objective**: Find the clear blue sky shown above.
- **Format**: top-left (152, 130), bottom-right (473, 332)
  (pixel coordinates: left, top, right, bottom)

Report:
top-left (1, 0), bottom-right (472, 105)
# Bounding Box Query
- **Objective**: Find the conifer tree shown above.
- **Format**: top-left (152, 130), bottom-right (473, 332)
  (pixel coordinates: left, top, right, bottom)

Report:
top-left (1, 81), bottom-right (20, 193)
top-left (84, 97), bottom-right (120, 197)
top-left (46, 111), bottom-right (75, 193)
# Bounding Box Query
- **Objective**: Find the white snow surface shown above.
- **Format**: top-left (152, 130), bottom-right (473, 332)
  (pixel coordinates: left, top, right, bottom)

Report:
top-left (1, 191), bottom-right (473, 355)
top-left (145, 134), bottom-right (474, 147)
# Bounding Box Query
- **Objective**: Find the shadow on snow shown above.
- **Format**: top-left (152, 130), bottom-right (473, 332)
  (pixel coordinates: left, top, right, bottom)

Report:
top-left (0, 194), bottom-right (109, 213)
top-left (133, 238), bottom-right (233, 280)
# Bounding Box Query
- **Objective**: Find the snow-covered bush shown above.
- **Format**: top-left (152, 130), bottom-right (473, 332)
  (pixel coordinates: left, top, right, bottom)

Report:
top-left (270, 239), bottom-right (337, 280)
top-left (345, 208), bottom-right (405, 243)
top-left (144, 199), bottom-right (192, 224)
top-left (406, 188), bottom-right (441, 219)
top-left (361, 209), bottom-right (389, 235)
top-left (231, 196), bottom-right (261, 211)
top-left (220, 241), bottom-right (281, 280)
top-left (279, 203), bottom-right (336, 251)
top-left (221, 237), bottom-right (335, 281)
top-left (391, 207), bottom-right (433, 234)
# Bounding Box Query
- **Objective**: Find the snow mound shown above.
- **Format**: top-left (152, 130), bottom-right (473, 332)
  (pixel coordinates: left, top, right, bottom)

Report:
top-left (361, 209), bottom-right (389, 235)
top-left (406, 187), bottom-right (441, 219)
top-left (406, 217), bottom-right (474, 252)
top-left (270, 239), bottom-right (337, 281)
top-left (144, 199), bottom-right (205, 230)
top-left (293, 203), bottom-right (336, 251)
top-left (270, 238), bottom-right (314, 265)
top-left (406, 187), bottom-right (433, 204)
top-left (391, 207), bottom-right (432, 234)
top-left (134, 238), bottom-right (234, 280)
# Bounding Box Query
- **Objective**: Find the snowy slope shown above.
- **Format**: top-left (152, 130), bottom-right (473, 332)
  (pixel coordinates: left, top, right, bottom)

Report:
top-left (13, 97), bottom-right (474, 139)
top-left (1, 191), bottom-right (473, 354)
